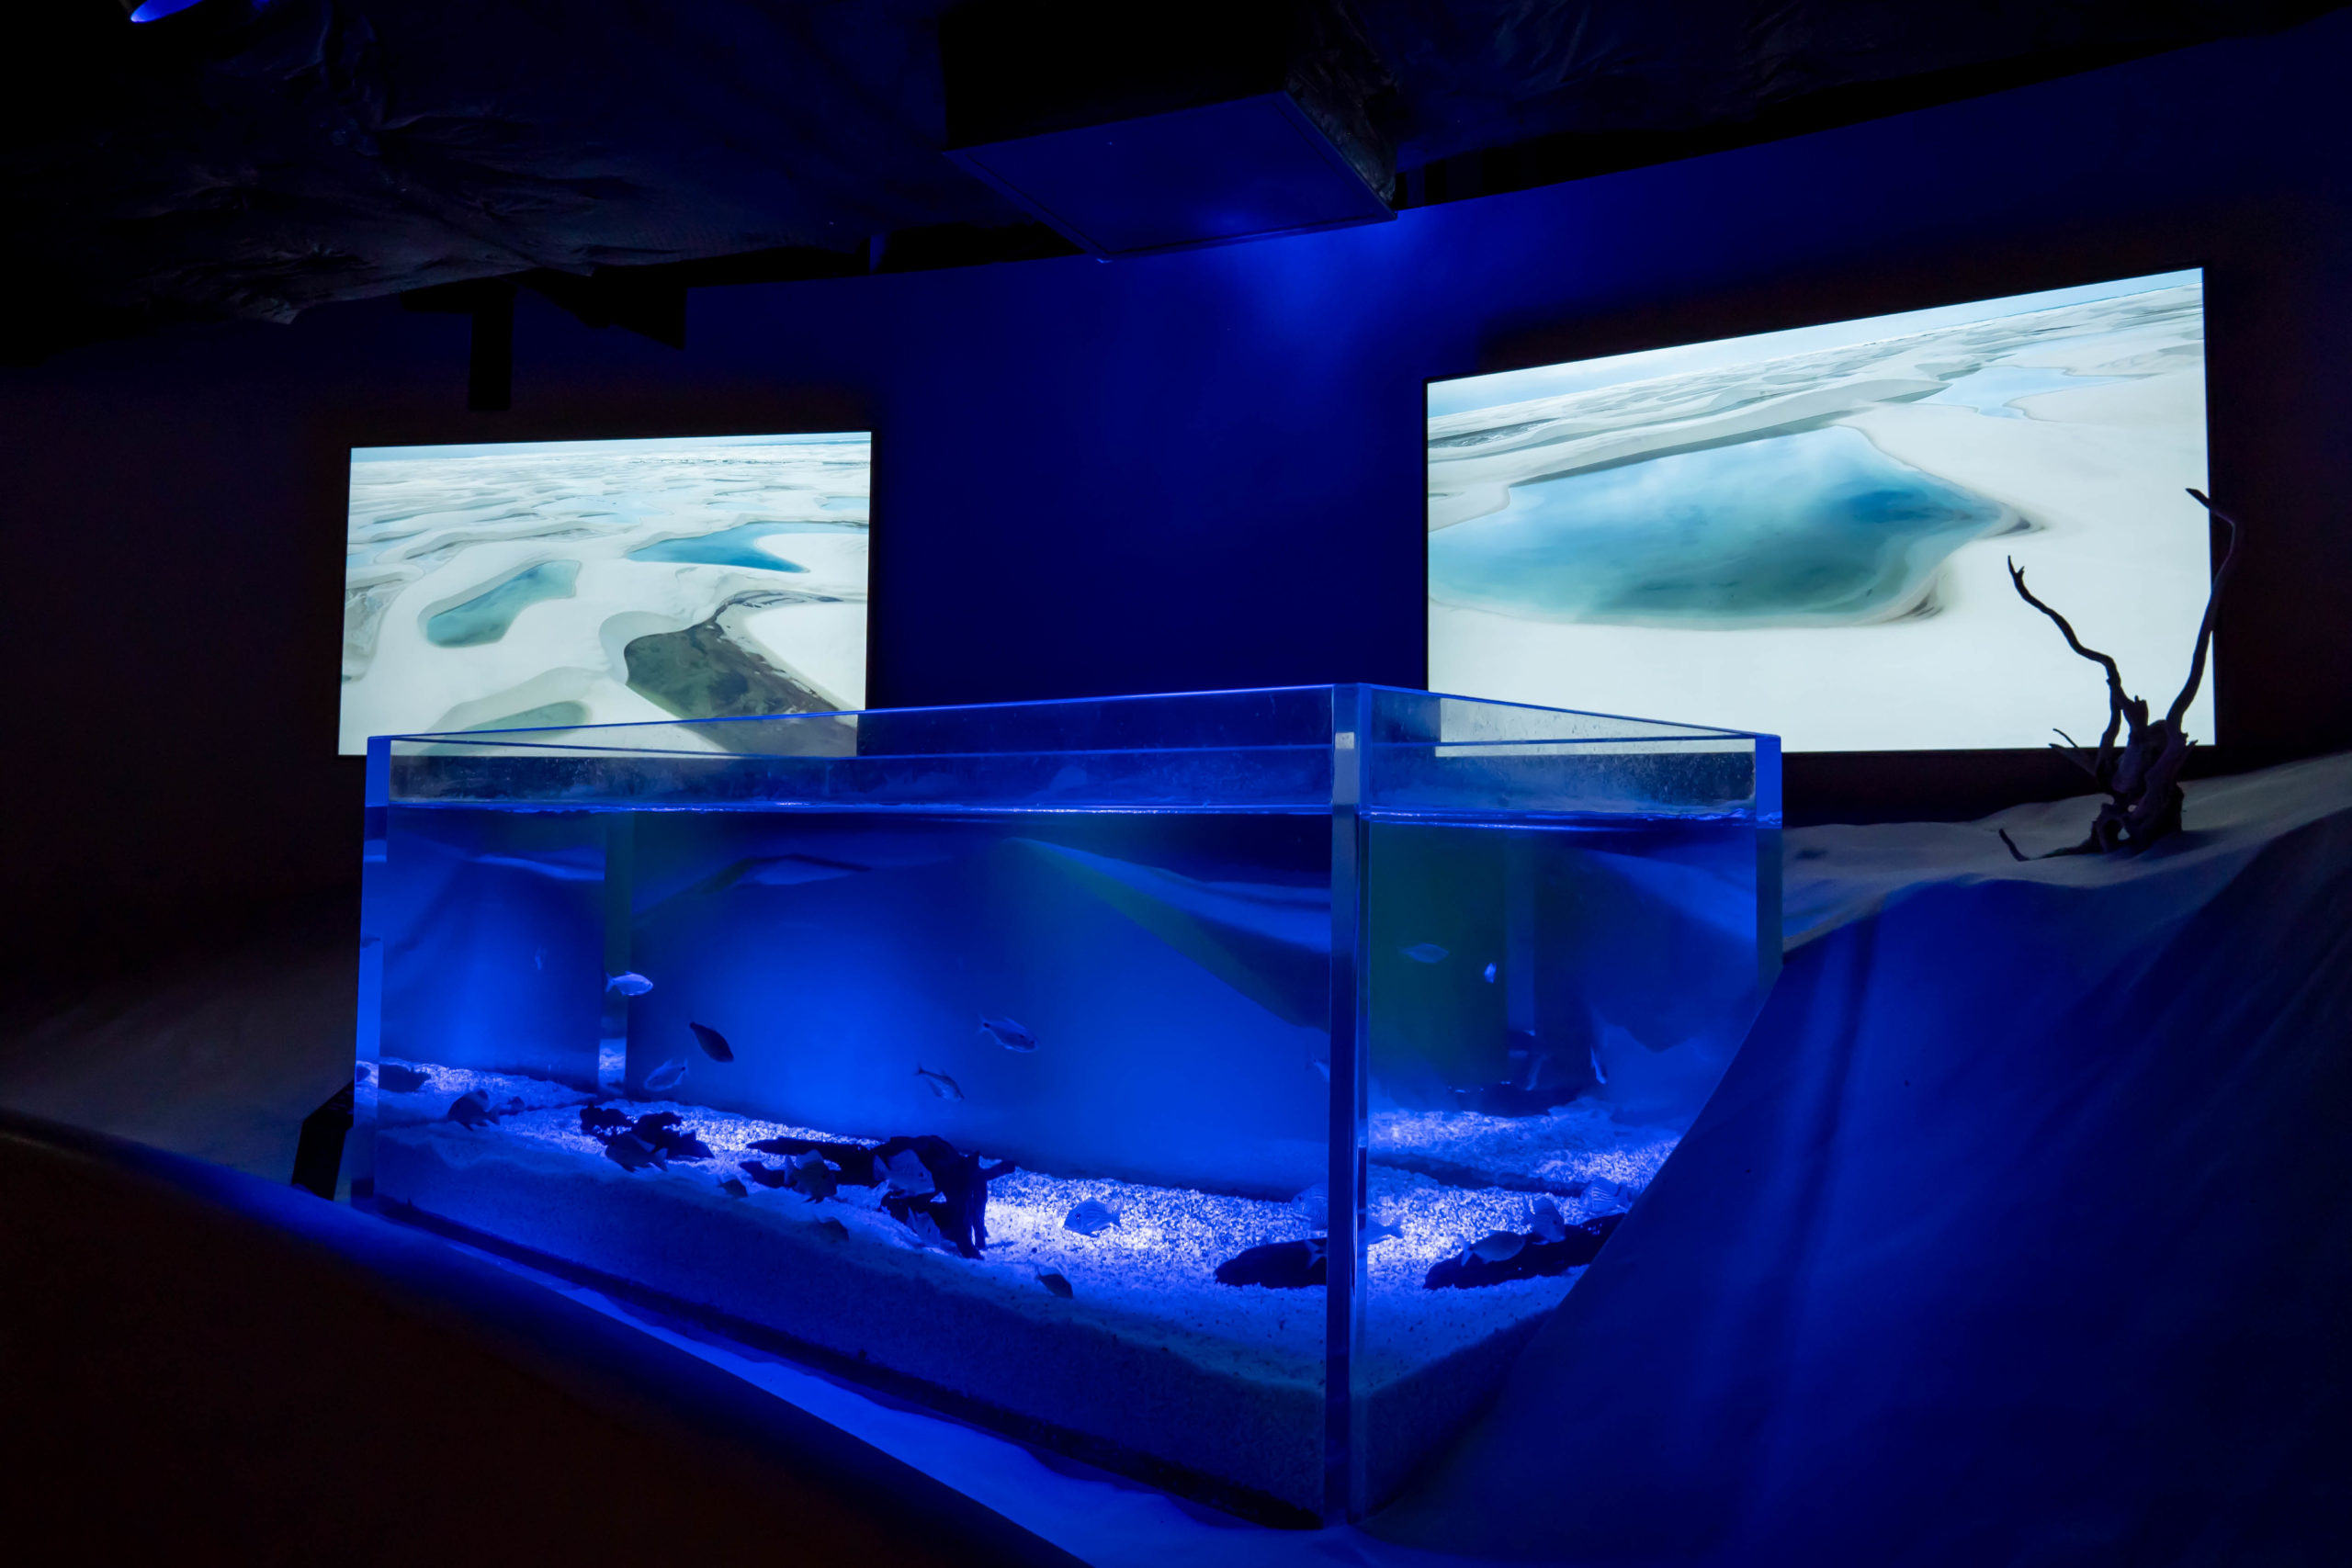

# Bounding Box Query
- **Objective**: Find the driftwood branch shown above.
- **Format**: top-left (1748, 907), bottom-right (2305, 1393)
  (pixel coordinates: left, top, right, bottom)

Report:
top-left (1999, 489), bottom-right (2242, 859)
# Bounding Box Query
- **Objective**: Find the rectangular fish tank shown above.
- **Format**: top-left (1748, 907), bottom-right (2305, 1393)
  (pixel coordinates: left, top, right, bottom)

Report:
top-left (352, 685), bottom-right (1780, 1523)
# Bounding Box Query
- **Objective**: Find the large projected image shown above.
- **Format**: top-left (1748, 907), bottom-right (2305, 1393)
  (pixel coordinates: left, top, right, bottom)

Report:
top-left (340, 433), bottom-right (869, 754)
top-left (1427, 271), bottom-right (2211, 751)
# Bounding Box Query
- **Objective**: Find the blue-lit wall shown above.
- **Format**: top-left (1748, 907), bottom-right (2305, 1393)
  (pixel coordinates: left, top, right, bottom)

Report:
top-left (3, 14), bottom-right (2349, 990)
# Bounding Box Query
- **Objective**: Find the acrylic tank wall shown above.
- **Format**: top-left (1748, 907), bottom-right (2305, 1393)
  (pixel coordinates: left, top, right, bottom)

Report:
top-left (352, 684), bottom-right (1780, 1522)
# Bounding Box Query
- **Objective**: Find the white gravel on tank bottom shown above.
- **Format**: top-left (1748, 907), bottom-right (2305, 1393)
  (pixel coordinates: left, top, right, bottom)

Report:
top-left (376, 1060), bottom-right (1617, 1388)
top-left (1373, 1100), bottom-right (1680, 1194)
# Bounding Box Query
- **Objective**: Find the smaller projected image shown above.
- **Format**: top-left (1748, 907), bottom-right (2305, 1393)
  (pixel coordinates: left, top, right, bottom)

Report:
top-left (1427, 271), bottom-right (2210, 751)
top-left (340, 433), bottom-right (869, 754)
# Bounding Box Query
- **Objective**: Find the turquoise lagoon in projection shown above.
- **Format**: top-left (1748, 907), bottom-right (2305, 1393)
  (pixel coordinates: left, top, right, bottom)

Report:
top-left (1428, 424), bottom-right (2009, 627)
top-left (424, 559), bottom-right (582, 648)
top-left (625, 520), bottom-right (835, 571)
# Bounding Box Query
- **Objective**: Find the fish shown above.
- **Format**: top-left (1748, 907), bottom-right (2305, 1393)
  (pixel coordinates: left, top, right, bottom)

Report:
top-left (884, 1147), bottom-right (938, 1198)
top-left (1466, 1231), bottom-right (1526, 1265)
top-left (1425, 1213), bottom-right (1623, 1290)
top-left (1530, 1196), bottom-right (1568, 1244)
top-left (604, 1133), bottom-right (666, 1172)
top-left (446, 1090), bottom-right (497, 1128)
top-left (718, 1178), bottom-right (748, 1199)
top-left (815, 1217), bottom-right (849, 1242)
top-left (874, 1134), bottom-right (994, 1258)
top-left (978, 1016), bottom-right (1039, 1053)
top-left (1583, 1179), bottom-right (1634, 1215)
top-left (1215, 1237), bottom-right (1328, 1289)
top-left (904, 1211), bottom-right (950, 1250)
top-left (741, 1160), bottom-right (795, 1190)
top-left (1483, 962), bottom-right (1497, 983)
top-left (914, 1065), bottom-right (964, 1102)
top-left (1363, 1219), bottom-right (1404, 1245)
top-left (688, 1022), bottom-right (734, 1063)
top-left (605, 971), bottom-right (654, 996)
top-left (633, 1112), bottom-right (711, 1161)
top-left (1293, 1182), bottom-right (1329, 1228)
top-left (1063, 1200), bottom-right (1120, 1236)
top-left (355, 1063), bottom-right (372, 1085)
top-left (1036, 1269), bottom-right (1074, 1299)
top-left (377, 1063), bottom-right (429, 1094)
top-left (1308, 1055), bottom-right (1330, 1082)
top-left (1589, 1043), bottom-right (1608, 1086)
top-left (789, 1150), bottom-right (837, 1201)
top-left (1401, 943), bottom-right (1449, 964)
top-left (642, 1058), bottom-right (688, 1094)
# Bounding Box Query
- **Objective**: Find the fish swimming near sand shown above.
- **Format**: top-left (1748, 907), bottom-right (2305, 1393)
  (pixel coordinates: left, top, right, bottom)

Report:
top-left (1036, 1269), bottom-right (1074, 1299)
top-left (816, 1217), bottom-right (849, 1242)
top-left (446, 1090), bottom-right (498, 1128)
top-left (1215, 1236), bottom-right (1328, 1289)
top-left (1425, 1213), bottom-right (1623, 1290)
top-left (1466, 1231), bottom-right (1526, 1265)
top-left (1063, 1200), bottom-right (1120, 1236)
top-left (1401, 943), bottom-right (1449, 964)
top-left (605, 972), bottom-right (654, 996)
top-left (1583, 1179), bottom-right (1634, 1215)
top-left (377, 1063), bottom-right (429, 1094)
top-left (633, 1112), bottom-right (712, 1161)
top-left (643, 1058), bottom-right (688, 1094)
top-left (905, 1211), bottom-right (950, 1250)
top-left (741, 1161), bottom-right (795, 1190)
top-left (979, 1016), bottom-right (1038, 1053)
top-left (605, 1133), bottom-right (666, 1172)
top-left (789, 1150), bottom-right (837, 1201)
top-left (688, 1022), bottom-right (733, 1063)
top-left (581, 1106), bottom-right (631, 1141)
top-left (1363, 1219), bottom-right (1404, 1245)
top-left (719, 1177), bottom-right (748, 1199)
top-left (1293, 1182), bottom-right (1329, 1228)
top-left (1530, 1196), bottom-right (1568, 1244)
top-left (884, 1147), bottom-right (938, 1198)
top-left (914, 1065), bottom-right (964, 1101)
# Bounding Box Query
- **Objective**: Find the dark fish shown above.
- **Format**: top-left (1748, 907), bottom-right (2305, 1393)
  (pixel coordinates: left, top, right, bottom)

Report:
top-left (355, 1063), bottom-right (372, 1084)
top-left (873, 1134), bottom-right (992, 1258)
top-left (978, 1016), bottom-right (1038, 1053)
top-left (643, 1057), bottom-right (688, 1095)
top-left (1424, 1213), bottom-right (1623, 1290)
top-left (581, 1106), bottom-right (631, 1142)
top-left (1063, 1200), bottom-right (1120, 1236)
top-left (634, 1112), bottom-right (712, 1161)
top-left (377, 1063), bottom-right (430, 1094)
top-left (1215, 1237), bottom-right (1328, 1289)
top-left (914, 1065), bottom-right (964, 1101)
top-left (446, 1090), bottom-right (497, 1128)
top-left (789, 1150), bottom-right (837, 1201)
top-left (751, 1135), bottom-right (884, 1187)
top-left (1363, 1219), bottom-right (1404, 1245)
top-left (1401, 942), bottom-right (1449, 964)
top-left (815, 1217), bottom-right (849, 1242)
top-left (719, 1178), bottom-right (749, 1199)
top-left (741, 1161), bottom-right (795, 1190)
top-left (605, 971), bottom-right (654, 996)
top-left (604, 1133), bottom-right (666, 1172)
top-left (496, 1096), bottom-right (527, 1118)
top-left (689, 1021), bottom-right (733, 1063)
top-left (1036, 1269), bottom-right (1074, 1299)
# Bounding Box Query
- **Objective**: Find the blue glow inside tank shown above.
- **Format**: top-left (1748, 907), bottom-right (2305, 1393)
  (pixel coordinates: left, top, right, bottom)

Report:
top-left (351, 685), bottom-right (1781, 1523)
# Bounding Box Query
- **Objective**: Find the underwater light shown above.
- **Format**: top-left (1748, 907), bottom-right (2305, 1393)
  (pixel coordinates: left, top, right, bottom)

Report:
top-left (126, 0), bottom-right (209, 19)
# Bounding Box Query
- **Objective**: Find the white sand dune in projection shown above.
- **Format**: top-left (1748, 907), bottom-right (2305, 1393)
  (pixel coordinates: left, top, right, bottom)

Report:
top-left (1427, 276), bottom-right (2211, 752)
top-left (340, 434), bottom-right (869, 755)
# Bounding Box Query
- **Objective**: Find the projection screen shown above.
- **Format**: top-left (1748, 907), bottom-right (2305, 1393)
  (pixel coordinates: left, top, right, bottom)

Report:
top-left (340, 432), bottom-right (870, 754)
top-left (1426, 270), bottom-right (2211, 751)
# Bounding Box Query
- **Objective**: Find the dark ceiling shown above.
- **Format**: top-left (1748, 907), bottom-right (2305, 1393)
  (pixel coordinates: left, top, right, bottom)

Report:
top-left (5, 0), bottom-right (2338, 359)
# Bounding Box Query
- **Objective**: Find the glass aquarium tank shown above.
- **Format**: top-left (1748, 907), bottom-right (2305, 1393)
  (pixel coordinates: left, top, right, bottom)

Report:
top-left (351, 685), bottom-right (1780, 1524)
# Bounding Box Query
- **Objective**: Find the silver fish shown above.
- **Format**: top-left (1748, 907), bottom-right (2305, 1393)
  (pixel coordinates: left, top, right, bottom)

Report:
top-left (1483, 962), bottom-right (1497, 983)
top-left (1308, 1055), bottom-right (1330, 1082)
top-left (1589, 1043), bottom-right (1608, 1086)
top-left (905, 1211), bottom-right (950, 1249)
top-left (1063, 1200), bottom-right (1120, 1236)
top-left (1466, 1231), bottom-right (1525, 1265)
top-left (1036, 1269), bottom-right (1074, 1299)
top-left (643, 1057), bottom-right (688, 1094)
top-left (1293, 1182), bottom-right (1329, 1228)
top-left (1584, 1179), bottom-right (1634, 1215)
top-left (1529, 1197), bottom-right (1567, 1243)
top-left (605, 1132), bottom-right (666, 1172)
top-left (446, 1090), bottom-right (497, 1128)
top-left (884, 1147), bottom-right (937, 1198)
top-left (979, 1016), bottom-right (1038, 1053)
top-left (605, 971), bottom-right (654, 996)
top-left (1401, 943), bottom-right (1449, 964)
top-left (914, 1065), bottom-right (964, 1101)
top-left (790, 1149), bottom-right (837, 1202)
